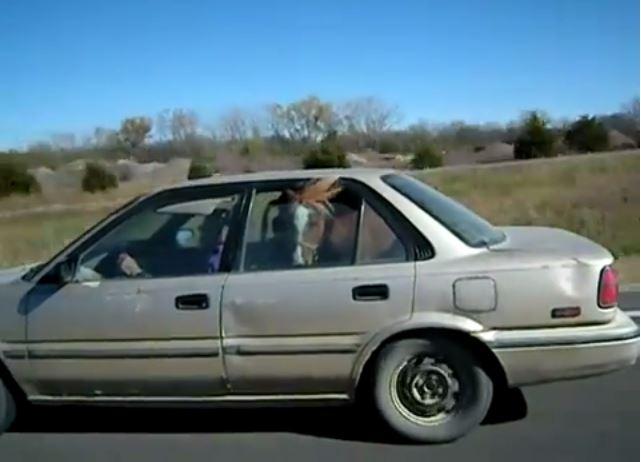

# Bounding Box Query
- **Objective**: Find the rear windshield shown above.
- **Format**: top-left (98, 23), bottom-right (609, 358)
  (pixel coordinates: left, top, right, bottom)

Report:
top-left (382, 173), bottom-right (505, 248)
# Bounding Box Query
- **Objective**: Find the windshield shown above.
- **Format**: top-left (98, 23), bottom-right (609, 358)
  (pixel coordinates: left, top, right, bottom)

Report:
top-left (382, 173), bottom-right (505, 248)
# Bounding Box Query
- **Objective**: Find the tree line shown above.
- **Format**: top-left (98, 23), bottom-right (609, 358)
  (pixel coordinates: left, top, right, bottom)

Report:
top-left (9, 95), bottom-right (638, 161)
top-left (0, 95), bottom-right (639, 197)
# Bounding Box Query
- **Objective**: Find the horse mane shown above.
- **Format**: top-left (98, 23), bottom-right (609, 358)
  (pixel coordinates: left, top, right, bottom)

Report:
top-left (289, 177), bottom-right (342, 214)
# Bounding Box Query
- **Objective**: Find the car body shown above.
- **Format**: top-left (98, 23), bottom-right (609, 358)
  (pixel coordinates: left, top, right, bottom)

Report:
top-left (0, 168), bottom-right (638, 442)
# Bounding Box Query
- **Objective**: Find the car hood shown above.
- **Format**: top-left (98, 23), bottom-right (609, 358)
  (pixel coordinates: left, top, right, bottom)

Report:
top-left (491, 226), bottom-right (612, 264)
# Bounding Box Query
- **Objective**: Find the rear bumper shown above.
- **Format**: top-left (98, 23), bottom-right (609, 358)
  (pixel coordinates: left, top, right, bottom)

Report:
top-left (476, 309), bottom-right (640, 387)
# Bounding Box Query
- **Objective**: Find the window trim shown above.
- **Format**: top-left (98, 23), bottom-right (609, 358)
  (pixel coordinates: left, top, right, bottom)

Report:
top-left (235, 177), bottom-right (433, 275)
top-left (353, 198), bottom-right (366, 266)
top-left (355, 198), bottom-right (408, 266)
top-left (342, 179), bottom-right (434, 262)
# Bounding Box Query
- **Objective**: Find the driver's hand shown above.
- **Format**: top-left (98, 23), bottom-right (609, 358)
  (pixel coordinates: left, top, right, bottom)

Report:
top-left (118, 253), bottom-right (143, 277)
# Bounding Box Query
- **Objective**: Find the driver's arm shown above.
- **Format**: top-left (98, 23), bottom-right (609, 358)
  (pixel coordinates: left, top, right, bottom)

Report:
top-left (117, 252), bottom-right (145, 277)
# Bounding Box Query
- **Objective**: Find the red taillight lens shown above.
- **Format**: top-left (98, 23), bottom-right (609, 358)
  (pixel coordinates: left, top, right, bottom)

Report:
top-left (598, 266), bottom-right (619, 308)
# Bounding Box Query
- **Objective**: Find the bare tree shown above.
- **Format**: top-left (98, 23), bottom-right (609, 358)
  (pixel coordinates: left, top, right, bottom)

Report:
top-left (93, 127), bottom-right (119, 148)
top-left (340, 97), bottom-right (400, 134)
top-left (218, 108), bottom-right (250, 142)
top-left (119, 116), bottom-right (152, 150)
top-left (155, 109), bottom-right (172, 142)
top-left (170, 109), bottom-right (199, 142)
top-left (50, 132), bottom-right (77, 150)
top-left (27, 141), bottom-right (53, 152)
top-left (622, 97), bottom-right (640, 122)
top-left (268, 96), bottom-right (337, 144)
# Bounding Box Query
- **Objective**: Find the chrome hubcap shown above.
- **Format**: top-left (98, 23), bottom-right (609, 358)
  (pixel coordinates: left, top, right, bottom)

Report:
top-left (390, 355), bottom-right (460, 424)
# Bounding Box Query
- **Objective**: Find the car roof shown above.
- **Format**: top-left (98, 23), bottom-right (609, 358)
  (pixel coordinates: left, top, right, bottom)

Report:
top-left (164, 168), bottom-right (397, 192)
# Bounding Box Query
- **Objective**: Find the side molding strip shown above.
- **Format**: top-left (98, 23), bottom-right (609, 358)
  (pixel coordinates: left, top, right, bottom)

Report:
top-left (225, 344), bottom-right (360, 356)
top-left (3, 347), bottom-right (219, 360)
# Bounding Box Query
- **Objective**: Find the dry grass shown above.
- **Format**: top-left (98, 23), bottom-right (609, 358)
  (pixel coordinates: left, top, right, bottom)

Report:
top-left (614, 255), bottom-right (640, 285)
top-left (0, 209), bottom-right (110, 268)
top-left (0, 179), bottom-right (156, 216)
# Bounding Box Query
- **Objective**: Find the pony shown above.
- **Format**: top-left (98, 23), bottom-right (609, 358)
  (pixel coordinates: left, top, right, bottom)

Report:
top-left (287, 177), bottom-right (342, 266)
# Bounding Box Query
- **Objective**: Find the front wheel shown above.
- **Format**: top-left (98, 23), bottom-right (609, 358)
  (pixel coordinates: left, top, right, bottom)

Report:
top-left (373, 337), bottom-right (493, 443)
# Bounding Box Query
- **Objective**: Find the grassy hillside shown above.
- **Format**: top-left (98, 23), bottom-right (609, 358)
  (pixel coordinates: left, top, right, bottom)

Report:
top-left (0, 151), bottom-right (638, 282)
top-left (419, 151), bottom-right (639, 258)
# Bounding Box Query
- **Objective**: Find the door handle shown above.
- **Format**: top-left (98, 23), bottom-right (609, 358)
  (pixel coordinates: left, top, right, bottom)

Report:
top-left (352, 284), bottom-right (389, 301)
top-left (175, 293), bottom-right (210, 310)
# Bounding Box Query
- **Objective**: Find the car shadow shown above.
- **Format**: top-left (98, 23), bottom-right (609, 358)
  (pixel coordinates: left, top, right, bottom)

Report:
top-left (9, 389), bottom-right (528, 444)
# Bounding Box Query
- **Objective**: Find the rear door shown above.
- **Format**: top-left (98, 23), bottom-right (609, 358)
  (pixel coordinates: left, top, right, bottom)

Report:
top-left (221, 178), bottom-right (428, 395)
top-left (22, 184), bottom-right (247, 398)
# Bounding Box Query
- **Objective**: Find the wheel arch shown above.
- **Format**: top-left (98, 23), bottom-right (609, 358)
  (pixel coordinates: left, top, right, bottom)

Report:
top-left (0, 355), bottom-right (27, 403)
top-left (350, 318), bottom-right (508, 399)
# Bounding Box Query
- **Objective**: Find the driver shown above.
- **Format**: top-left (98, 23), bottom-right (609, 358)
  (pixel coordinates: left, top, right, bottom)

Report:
top-left (115, 211), bottom-right (231, 277)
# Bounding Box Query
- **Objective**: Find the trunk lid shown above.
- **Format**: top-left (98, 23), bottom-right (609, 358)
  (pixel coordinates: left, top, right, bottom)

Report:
top-left (466, 226), bottom-right (617, 328)
top-left (491, 226), bottom-right (612, 264)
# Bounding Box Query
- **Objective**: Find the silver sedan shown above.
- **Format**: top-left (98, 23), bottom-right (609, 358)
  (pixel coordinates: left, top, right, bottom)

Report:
top-left (0, 169), bottom-right (638, 442)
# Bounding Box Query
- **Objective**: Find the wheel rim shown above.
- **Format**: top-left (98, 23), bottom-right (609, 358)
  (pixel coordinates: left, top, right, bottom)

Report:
top-left (390, 354), bottom-right (460, 425)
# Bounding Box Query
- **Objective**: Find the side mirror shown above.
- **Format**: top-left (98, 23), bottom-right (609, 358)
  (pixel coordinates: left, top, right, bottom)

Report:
top-left (36, 256), bottom-right (78, 286)
top-left (58, 257), bottom-right (77, 284)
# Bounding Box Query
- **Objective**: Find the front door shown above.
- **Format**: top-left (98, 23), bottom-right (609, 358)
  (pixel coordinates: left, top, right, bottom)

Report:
top-left (22, 185), bottom-right (245, 398)
top-left (221, 178), bottom-right (422, 395)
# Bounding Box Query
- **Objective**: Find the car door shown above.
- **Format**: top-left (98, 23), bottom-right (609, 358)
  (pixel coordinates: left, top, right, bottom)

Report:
top-left (21, 184), bottom-right (247, 399)
top-left (221, 178), bottom-right (429, 395)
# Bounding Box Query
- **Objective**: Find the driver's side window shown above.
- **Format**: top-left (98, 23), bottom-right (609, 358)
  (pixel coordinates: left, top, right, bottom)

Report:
top-left (76, 191), bottom-right (240, 281)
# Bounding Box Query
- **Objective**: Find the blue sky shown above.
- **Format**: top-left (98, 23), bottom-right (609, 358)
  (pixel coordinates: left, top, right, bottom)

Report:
top-left (0, 0), bottom-right (638, 149)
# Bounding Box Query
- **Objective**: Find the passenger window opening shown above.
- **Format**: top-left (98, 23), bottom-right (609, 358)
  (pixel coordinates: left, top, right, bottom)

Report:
top-left (242, 177), bottom-right (408, 272)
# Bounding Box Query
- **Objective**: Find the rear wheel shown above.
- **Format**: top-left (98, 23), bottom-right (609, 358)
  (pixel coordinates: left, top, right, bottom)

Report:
top-left (0, 378), bottom-right (17, 433)
top-left (373, 337), bottom-right (493, 443)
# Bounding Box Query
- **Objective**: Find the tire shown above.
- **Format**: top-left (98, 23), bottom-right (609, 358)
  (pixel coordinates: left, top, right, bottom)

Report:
top-left (0, 378), bottom-right (17, 433)
top-left (373, 337), bottom-right (493, 443)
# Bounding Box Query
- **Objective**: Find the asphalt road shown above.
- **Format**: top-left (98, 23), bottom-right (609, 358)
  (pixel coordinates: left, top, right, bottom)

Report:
top-left (0, 292), bottom-right (638, 461)
top-left (619, 290), bottom-right (639, 315)
top-left (0, 365), bottom-right (637, 462)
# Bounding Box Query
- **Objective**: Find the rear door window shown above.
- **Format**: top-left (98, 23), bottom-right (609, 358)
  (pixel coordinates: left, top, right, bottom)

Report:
top-left (240, 177), bottom-right (410, 272)
top-left (357, 201), bottom-right (407, 264)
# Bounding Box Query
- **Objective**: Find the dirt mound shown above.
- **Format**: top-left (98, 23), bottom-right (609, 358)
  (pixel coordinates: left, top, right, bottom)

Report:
top-left (347, 152), bottom-right (368, 165)
top-left (345, 151), bottom-right (410, 168)
top-left (115, 158), bottom-right (190, 185)
top-left (114, 159), bottom-right (163, 181)
top-left (153, 158), bottom-right (191, 183)
top-left (214, 151), bottom-right (300, 173)
top-left (444, 142), bottom-right (514, 166)
top-left (29, 163), bottom-right (83, 197)
top-left (28, 158), bottom-right (191, 198)
top-left (477, 142), bottom-right (515, 163)
top-left (608, 130), bottom-right (637, 149)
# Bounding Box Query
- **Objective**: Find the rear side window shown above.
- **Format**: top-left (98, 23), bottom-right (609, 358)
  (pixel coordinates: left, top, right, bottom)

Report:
top-left (357, 201), bottom-right (407, 264)
top-left (382, 173), bottom-right (505, 248)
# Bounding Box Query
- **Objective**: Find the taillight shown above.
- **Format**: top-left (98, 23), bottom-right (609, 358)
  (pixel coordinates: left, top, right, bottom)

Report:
top-left (598, 266), bottom-right (619, 308)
